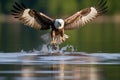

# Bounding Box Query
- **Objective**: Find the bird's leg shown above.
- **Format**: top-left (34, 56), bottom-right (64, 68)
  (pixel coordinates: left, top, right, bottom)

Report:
top-left (50, 30), bottom-right (58, 50)
top-left (60, 29), bottom-right (65, 42)
top-left (51, 30), bottom-right (56, 45)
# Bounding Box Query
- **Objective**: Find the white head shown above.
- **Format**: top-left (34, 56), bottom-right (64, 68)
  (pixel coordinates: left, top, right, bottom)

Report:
top-left (54, 19), bottom-right (64, 29)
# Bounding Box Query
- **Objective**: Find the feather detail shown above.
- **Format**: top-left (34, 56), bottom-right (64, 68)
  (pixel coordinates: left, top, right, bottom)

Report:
top-left (41, 33), bottom-right (69, 45)
top-left (64, 0), bottom-right (107, 30)
top-left (11, 2), bottom-right (54, 30)
top-left (81, 7), bottom-right (97, 25)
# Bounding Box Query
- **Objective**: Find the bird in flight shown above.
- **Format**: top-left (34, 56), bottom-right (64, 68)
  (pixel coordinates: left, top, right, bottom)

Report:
top-left (11, 0), bottom-right (107, 49)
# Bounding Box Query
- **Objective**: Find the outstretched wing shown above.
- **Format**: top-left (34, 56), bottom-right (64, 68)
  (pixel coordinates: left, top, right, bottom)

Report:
top-left (64, 0), bottom-right (108, 30)
top-left (11, 2), bottom-right (54, 30)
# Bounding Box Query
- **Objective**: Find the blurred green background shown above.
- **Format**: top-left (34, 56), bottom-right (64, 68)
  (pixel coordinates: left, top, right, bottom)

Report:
top-left (0, 0), bottom-right (120, 52)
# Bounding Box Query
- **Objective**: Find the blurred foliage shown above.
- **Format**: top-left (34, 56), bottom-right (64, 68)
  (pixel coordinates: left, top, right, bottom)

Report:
top-left (0, 0), bottom-right (119, 16)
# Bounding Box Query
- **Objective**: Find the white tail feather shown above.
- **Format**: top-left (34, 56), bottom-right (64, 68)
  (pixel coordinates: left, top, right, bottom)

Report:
top-left (41, 33), bottom-right (69, 44)
top-left (41, 33), bottom-right (51, 44)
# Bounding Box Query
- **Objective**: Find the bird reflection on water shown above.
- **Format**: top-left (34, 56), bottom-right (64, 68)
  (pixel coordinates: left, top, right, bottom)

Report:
top-left (17, 52), bottom-right (101, 80)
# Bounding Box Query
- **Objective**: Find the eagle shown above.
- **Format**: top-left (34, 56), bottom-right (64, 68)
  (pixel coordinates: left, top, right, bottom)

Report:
top-left (11, 0), bottom-right (107, 49)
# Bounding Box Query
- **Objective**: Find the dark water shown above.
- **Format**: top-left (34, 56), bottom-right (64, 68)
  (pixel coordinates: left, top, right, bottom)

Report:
top-left (0, 52), bottom-right (120, 80)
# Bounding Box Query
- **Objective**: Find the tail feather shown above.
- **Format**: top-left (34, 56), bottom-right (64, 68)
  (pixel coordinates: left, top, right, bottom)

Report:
top-left (41, 33), bottom-right (69, 45)
top-left (41, 33), bottom-right (51, 44)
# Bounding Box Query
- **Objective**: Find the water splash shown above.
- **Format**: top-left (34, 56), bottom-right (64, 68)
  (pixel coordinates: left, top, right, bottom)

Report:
top-left (40, 44), bottom-right (75, 53)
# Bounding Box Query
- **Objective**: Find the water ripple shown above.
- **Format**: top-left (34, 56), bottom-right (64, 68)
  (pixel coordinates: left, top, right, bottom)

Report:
top-left (0, 52), bottom-right (120, 65)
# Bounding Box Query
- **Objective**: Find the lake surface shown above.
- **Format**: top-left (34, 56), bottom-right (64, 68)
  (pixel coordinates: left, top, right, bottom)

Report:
top-left (0, 21), bottom-right (120, 80)
top-left (0, 52), bottom-right (120, 80)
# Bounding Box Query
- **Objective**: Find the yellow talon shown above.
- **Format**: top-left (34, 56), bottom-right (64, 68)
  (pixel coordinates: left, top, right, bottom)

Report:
top-left (60, 36), bottom-right (65, 42)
